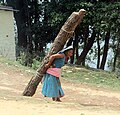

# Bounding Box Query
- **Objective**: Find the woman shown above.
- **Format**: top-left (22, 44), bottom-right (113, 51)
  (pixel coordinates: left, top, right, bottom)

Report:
top-left (42, 46), bottom-right (73, 102)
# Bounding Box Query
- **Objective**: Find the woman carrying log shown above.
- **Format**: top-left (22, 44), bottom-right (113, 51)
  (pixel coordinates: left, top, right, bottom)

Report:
top-left (42, 46), bottom-right (73, 102)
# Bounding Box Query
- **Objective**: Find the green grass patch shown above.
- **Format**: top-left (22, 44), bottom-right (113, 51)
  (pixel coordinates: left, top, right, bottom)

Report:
top-left (62, 66), bottom-right (120, 91)
top-left (0, 56), bottom-right (35, 75)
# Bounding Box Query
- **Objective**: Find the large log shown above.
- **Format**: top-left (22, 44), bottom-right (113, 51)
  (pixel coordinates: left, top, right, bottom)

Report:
top-left (23, 9), bottom-right (86, 96)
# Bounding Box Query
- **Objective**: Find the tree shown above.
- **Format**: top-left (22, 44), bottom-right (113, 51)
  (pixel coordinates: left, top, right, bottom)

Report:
top-left (6, 0), bottom-right (28, 48)
top-left (113, 39), bottom-right (120, 71)
top-left (75, 28), bottom-right (96, 65)
top-left (0, 0), bottom-right (5, 4)
top-left (5, 0), bottom-right (120, 70)
top-left (96, 32), bottom-right (100, 69)
top-left (100, 31), bottom-right (110, 70)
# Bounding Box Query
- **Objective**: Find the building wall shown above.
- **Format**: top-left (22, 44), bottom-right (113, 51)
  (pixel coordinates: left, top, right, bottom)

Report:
top-left (0, 10), bottom-right (16, 60)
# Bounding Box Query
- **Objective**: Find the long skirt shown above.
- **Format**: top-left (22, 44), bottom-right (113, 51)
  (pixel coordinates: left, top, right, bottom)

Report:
top-left (42, 73), bottom-right (64, 98)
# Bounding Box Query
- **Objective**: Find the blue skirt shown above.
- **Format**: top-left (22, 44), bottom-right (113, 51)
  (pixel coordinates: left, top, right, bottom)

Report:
top-left (42, 73), bottom-right (64, 98)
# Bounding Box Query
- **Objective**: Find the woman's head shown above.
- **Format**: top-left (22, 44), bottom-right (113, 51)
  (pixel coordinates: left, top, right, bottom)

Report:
top-left (62, 46), bottom-right (73, 57)
top-left (64, 49), bottom-right (73, 57)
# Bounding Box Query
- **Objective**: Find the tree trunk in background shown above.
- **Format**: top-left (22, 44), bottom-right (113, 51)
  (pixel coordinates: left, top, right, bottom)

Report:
top-left (15, 0), bottom-right (27, 48)
top-left (81, 26), bottom-right (89, 66)
top-left (75, 29), bottom-right (96, 65)
top-left (100, 31), bottom-right (110, 70)
top-left (23, 9), bottom-right (86, 96)
top-left (34, 0), bottom-right (39, 51)
top-left (76, 46), bottom-right (79, 60)
top-left (74, 27), bottom-right (80, 63)
top-left (15, 14), bottom-right (27, 48)
top-left (113, 38), bottom-right (120, 71)
top-left (66, 37), bottom-right (73, 47)
top-left (76, 36), bottom-right (79, 60)
top-left (70, 34), bottom-right (75, 64)
top-left (70, 32), bottom-right (79, 64)
top-left (70, 37), bottom-right (79, 64)
top-left (97, 32), bottom-right (100, 69)
top-left (113, 49), bottom-right (118, 71)
top-left (6, 0), bottom-right (27, 49)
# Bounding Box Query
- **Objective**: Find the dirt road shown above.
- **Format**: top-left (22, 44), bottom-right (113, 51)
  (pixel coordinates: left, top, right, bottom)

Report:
top-left (0, 62), bottom-right (120, 115)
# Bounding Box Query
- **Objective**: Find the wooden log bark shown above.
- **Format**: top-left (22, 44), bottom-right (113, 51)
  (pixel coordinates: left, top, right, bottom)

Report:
top-left (23, 9), bottom-right (86, 96)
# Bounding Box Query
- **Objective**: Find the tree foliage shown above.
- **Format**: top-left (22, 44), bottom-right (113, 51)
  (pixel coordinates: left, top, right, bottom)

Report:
top-left (4, 0), bottom-right (120, 71)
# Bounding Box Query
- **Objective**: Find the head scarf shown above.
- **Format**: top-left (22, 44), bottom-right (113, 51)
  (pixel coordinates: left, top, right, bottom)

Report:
top-left (60, 46), bottom-right (73, 53)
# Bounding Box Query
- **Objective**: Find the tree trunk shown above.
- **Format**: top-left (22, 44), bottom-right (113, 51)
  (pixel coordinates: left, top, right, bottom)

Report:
top-left (15, 0), bottom-right (27, 48)
top-left (66, 37), bottom-right (73, 47)
top-left (76, 37), bottom-right (79, 60)
top-left (74, 28), bottom-right (80, 63)
top-left (113, 49), bottom-right (118, 71)
top-left (75, 29), bottom-right (96, 65)
top-left (74, 35), bottom-right (79, 63)
top-left (6, 0), bottom-right (28, 48)
top-left (112, 38), bottom-right (120, 71)
top-left (70, 34), bottom-right (75, 64)
top-left (97, 32), bottom-right (100, 69)
top-left (81, 26), bottom-right (89, 66)
top-left (70, 27), bottom-right (82, 64)
top-left (100, 31), bottom-right (110, 70)
top-left (22, 9), bottom-right (86, 96)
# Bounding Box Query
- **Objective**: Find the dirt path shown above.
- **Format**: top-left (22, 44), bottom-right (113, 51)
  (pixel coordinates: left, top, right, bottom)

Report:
top-left (0, 62), bottom-right (120, 115)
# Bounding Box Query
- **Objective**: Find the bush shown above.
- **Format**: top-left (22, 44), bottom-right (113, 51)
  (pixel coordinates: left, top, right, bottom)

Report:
top-left (17, 49), bottom-right (45, 69)
top-left (32, 59), bottom-right (41, 70)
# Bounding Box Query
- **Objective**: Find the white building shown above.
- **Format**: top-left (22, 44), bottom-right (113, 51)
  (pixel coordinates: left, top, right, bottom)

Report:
top-left (0, 5), bottom-right (17, 60)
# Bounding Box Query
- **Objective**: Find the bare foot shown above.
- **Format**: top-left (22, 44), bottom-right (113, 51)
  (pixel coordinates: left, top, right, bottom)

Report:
top-left (52, 97), bottom-right (56, 101)
top-left (56, 97), bottom-right (62, 102)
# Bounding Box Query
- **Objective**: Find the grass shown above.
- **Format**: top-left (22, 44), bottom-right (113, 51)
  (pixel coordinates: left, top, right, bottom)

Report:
top-left (62, 65), bottom-right (120, 91)
top-left (0, 56), bottom-right (120, 91)
top-left (0, 56), bottom-right (35, 75)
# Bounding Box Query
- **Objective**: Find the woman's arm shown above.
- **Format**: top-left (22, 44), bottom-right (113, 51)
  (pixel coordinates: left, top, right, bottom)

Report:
top-left (45, 53), bottom-right (65, 68)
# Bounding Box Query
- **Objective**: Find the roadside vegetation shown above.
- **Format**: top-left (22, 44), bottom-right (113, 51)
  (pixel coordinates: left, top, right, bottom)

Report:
top-left (62, 65), bottom-right (120, 91)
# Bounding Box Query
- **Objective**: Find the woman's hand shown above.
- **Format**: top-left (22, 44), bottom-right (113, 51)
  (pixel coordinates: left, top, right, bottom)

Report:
top-left (44, 53), bottom-right (64, 69)
top-left (44, 56), bottom-right (54, 69)
top-left (45, 63), bottom-right (50, 69)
